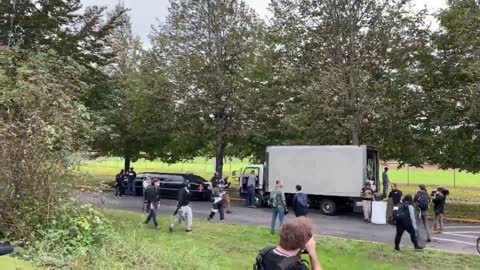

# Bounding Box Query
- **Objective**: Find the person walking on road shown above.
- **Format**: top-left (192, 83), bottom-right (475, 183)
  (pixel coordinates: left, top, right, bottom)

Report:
top-left (218, 176), bottom-right (232, 214)
top-left (269, 180), bottom-right (287, 235)
top-left (382, 167), bottom-right (390, 198)
top-left (246, 170), bottom-right (257, 208)
top-left (393, 194), bottom-right (423, 252)
top-left (414, 184), bottom-right (432, 242)
top-left (126, 167), bottom-right (137, 196)
top-left (361, 182), bottom-right (374, 223)
top-left (143, 177), bottom-right (160, 229)
top-left (115, 169), bottom-right (125, 197)
top-left (292, 185), bottom-right (309, 217)
top-left (207, 186), bottom-right (225, 223)
top-left (432, 187), bottom-right (447, 234)
top-left (169, 180), bottom-right (193, 232)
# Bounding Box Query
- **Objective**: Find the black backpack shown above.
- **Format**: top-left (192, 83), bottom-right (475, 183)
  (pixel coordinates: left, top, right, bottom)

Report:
top-left (392, 203), bottom-right (411, 224)
top-left (254, 247), bottom-right (307, 270)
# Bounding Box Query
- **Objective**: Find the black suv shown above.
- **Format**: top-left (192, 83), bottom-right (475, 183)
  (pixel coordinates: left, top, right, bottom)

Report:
top-left (134, 173), bottom-right (212, 201)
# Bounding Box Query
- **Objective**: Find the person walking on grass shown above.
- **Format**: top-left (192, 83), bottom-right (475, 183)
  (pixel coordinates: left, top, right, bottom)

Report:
top-left (382, 167), bottom-right (390, 198)
top-left (115, 169), bottom-right (125, 197)
top-left (126, 167), bottom-right (137, 196)
top-left (246, 170), bottom-right (257, 208)
top-left (144, 177), bottom-right (160, 229)
top-left (169, 180), bottom-right (193, 232)
top-left (292, 185), bottom-right (309, 217)
top-left (207, 185), bottom-right (225, 223)
top-left (361, 182), bottom-right (374, 223)
top-left (432, 187), bottom-right (447, 234)
top-left (414, 184), bottom-right (432, 242)
top-left (269, 180), bottom-right (287, 235)
top-left (393, 194), bottom-right (423, 252)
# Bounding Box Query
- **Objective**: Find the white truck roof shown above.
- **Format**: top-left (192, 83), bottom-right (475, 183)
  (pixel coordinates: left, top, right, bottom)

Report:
top-left (266, 145), bottom-right (370, 197)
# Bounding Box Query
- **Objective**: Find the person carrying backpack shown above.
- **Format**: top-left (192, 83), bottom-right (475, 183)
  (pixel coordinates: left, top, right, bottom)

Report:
top-left (254, 217), bottom-right (323, 270)
top-left (414, 184), bottom-right (431, 242)
top-left (269, 180), bottom-right (287, 235)
top-left (293, 185), bottom-right (309, 217)
top-left (393, 194), bottom-right (423, 252)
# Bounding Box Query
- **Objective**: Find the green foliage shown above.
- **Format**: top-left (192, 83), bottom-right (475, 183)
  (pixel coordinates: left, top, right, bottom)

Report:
top-left (23, 201), bottom-right (113, 267)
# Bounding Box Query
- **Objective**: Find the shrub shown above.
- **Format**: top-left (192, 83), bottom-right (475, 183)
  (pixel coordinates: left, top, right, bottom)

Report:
top-left (23, 200), bottom-right (114, 267)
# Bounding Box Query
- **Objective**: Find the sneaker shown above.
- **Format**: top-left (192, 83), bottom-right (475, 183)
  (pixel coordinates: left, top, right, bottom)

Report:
top-left (426, 239), bottom-right (432, 243)
top-left (414, 246), bottom-right (424, 252)
top-left (186, 228), bottom-right (192, 233)
top-left (226, 210), bottom-right (232, 214)
top-left (169, 225), bottom-right (174, 232)
top-left (220, 220), bottom-right (225, 223)
top-left (394, 247), bottom-right (400, 252)
top-left (207, 217), bottom-right (211, 222)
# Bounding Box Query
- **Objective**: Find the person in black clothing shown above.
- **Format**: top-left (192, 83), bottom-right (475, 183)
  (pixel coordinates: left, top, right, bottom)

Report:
top-left (144, 177), bottom-right (160, 229)
top-left (126, 167), bottom-right (137, 196)
top-left (169, 180), bottom-right (193, 232)
top-left (394, 194), bottom-right (423, 252)
top-left (387, 184), bottom-right (403, 206)
top-left (255, 217), bottom-right (322, 270)
top-left (292, 185), bottom-right (309, 217)
top-left (210, 172), bottom-right (221, 188)
top-left (432, 187), bottom-right (447, 233)
top-left (115, 169), bottom-right (125, 197)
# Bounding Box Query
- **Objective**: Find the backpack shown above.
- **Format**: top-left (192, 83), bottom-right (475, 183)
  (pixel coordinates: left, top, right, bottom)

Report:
top-left (417, 192), bottom-right (430, 211)
top-left (392, 203), bottom-right (411, 224)
top-left (145, 185), bottom-right (157, 202)
top-left (268, 192), bottom-right (283, 208)
top-left (296, 193), bottom-right (309, 209)
top-left (254, 247), bottom-right (307, 270)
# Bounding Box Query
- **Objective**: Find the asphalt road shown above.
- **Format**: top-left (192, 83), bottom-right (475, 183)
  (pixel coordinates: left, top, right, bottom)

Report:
top-left (79, 191), bottom-right (479, 255)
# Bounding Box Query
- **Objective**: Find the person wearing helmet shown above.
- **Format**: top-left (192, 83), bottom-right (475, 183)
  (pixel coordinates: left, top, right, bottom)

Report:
top-left (361, 181), bottom-right (374, 223)
top-left (169, 180), bottom-right (193, 232)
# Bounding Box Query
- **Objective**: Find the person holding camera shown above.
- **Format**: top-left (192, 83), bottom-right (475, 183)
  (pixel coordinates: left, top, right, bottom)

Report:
top-left (432, 187), bottom-right (448, 234)
top-left (254, 217), bottom-right (323, 270)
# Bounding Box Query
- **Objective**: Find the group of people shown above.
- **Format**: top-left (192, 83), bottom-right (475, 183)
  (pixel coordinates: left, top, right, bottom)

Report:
top-left (362, 167), bottom-right (449, 251)
top-left (114, 167), bottom-right (137, 197)
top-left (142, 176), bottom-right (193, 232)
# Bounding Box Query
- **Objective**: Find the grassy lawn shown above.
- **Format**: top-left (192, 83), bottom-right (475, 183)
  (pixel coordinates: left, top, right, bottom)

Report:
top-left (0, 257), bottom-right (35, 270)
top-left (71, 209), bottom-right (480, 270)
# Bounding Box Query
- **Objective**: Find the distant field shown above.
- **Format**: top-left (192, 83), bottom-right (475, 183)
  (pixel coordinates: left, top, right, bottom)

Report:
top-left (78, 157), bottom-right (480, 187)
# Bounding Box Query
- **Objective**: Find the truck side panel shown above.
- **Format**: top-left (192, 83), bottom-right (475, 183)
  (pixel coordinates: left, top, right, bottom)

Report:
top-left (266, 146), bottom-right (366, 198)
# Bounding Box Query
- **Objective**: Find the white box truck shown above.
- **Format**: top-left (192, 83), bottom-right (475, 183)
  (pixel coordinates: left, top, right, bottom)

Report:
top-left (238, 145), bottom-right (380, 215)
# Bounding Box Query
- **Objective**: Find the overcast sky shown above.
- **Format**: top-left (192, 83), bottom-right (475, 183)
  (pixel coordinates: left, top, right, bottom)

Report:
top-left (80, 0), bottom-right (447, 45)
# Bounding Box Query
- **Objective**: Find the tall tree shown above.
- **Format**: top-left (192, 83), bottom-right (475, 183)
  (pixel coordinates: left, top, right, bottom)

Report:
top-left (152, 0), bottom-right (264, 176)
top-left (271, 0), bottom-right (431, 164)
top-left (92, 5), bottom-right (174, 171)
top-left (420, 0), bottom-right (480, 172)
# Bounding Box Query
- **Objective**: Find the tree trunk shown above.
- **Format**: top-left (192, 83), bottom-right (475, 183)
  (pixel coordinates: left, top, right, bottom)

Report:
top-left (215, 134), bottom-right (226, 178)
top-left (124, 155), bottom-right (131, 173)
top-left (351, 126), bottom-right (359, 145)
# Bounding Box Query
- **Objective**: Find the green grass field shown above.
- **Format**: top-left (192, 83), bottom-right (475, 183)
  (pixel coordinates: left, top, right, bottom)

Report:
top-left (4, 209), bottom-right (480, 269)
top-left (78, 157), bottom-right (480, 186)
top-left (72, 209), bottom-right (480, 270)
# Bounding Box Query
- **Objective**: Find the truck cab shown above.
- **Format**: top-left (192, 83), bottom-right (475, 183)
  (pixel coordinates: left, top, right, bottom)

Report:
top-left (238, 165), bottom-right (266, 208)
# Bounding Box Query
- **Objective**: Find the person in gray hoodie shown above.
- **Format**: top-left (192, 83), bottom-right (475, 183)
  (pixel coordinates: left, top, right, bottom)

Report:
top-left (394, 194), bottom-right (423, 252)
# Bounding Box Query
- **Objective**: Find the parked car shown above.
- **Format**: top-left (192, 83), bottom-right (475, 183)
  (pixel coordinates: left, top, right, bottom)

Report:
top-left (134, 173), bottom-right (212, 201)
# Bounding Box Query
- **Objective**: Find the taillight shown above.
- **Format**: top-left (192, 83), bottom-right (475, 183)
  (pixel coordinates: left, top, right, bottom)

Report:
top-left (197, 184), bottom-right (204, 191)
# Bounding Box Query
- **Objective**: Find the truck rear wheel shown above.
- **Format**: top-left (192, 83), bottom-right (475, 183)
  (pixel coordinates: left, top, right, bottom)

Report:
top-left (320, 199), bottom-right (337, 215)
top-left (255, 193), bottom-right (264, 208)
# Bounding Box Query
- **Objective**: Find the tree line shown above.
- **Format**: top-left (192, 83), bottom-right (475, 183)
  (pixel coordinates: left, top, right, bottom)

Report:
top-left (1, 0), bottom-right (480, 177)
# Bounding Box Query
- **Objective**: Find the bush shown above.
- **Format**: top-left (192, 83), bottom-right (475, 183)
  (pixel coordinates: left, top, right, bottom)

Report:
top-left (22, 200), bottom-right (114, 267)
